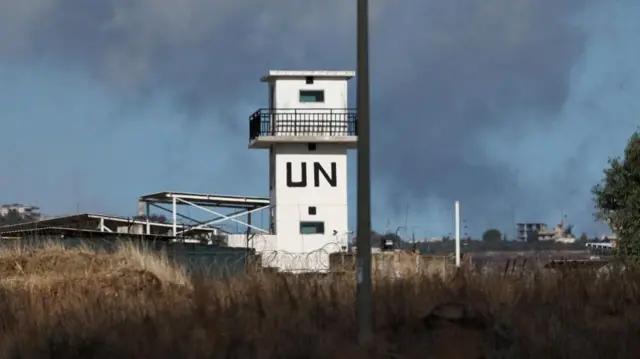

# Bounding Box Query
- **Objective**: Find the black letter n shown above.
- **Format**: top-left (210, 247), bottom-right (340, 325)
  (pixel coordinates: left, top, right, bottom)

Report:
top-left (314, 162), bottom-right (337, 187)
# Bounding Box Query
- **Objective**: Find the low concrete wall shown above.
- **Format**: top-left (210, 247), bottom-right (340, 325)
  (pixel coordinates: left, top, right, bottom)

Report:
top-left (329, 251), bottom-right (454, 278)
top-left (467, 250), bottom-right (607, 275)
top-left (329, 250), bottom-right (608, 278)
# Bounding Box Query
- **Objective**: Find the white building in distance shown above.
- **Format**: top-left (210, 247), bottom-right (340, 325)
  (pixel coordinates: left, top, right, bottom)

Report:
top-left (227, 70), bottom-right (357, 272)
top-left (0, 204), bottom-right (40, 218)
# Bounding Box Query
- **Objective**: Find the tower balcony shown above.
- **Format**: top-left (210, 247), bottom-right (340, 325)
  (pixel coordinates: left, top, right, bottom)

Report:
top-left (249, 108), bottom-right (358, 148)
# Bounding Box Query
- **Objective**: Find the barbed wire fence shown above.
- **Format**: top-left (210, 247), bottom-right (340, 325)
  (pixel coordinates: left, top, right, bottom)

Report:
top-left (256, 242), bottom-right (343, 272)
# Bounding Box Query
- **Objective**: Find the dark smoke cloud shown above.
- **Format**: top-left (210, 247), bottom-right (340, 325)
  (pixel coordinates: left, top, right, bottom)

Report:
top-left (370, 1), bottom-right (589, 225)
top-left (0, 0), bottom-right (610, 232)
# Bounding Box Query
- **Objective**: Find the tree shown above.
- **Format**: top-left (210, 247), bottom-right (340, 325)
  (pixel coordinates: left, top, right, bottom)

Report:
top-left (564, 224), bottom-right (574, 237)
top-left (0, 209), bottom-right (37, 226)
top-left (593, 130), bottom-right (640, 260)
top-left (482, 229), bottom-right (502, 243)
top-left (578, 232), bottom-right (588, 242)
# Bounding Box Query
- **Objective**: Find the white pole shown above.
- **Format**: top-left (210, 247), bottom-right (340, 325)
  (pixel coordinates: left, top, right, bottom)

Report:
top-left (172, 197), bottom-right (177, 239)
top-left (455, 201), bottom-right (461, 267)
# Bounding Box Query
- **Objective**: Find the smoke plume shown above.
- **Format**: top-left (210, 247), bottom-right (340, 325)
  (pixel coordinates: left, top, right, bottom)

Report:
top-left (1, 0), bottom-right (635, 234)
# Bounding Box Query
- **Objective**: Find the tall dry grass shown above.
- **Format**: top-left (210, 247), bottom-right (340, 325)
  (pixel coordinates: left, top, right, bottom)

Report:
top-left (0, 241), bottom-right (637, 359)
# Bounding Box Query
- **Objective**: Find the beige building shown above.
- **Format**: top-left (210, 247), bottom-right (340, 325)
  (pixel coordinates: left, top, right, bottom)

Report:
top-left (517, 220), bottom-right (576, 243)
top-left (537, 221), bottom-right (576, 243)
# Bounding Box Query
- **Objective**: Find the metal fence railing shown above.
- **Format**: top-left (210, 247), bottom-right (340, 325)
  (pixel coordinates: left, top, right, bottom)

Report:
top-left (249, 108), bottom-right (357, 140)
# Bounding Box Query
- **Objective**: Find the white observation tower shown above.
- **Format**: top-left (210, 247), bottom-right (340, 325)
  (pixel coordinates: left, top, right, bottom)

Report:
top-left (247, 70), bottom-right (357, 272)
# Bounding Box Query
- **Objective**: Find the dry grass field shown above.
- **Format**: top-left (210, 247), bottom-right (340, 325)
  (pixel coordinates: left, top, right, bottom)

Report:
top-left (0, 241), bottom-right (637, 359)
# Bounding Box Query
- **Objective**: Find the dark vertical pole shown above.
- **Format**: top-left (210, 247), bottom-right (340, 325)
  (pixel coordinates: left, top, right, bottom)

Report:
top-left (246, 212), bottom-right (252, 236)
top-left (356, 0), bottom-right (373, 345)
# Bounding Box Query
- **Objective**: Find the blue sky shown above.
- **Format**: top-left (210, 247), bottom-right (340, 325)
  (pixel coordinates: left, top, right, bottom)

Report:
top-left (0, 0), bottom-right (638, 238)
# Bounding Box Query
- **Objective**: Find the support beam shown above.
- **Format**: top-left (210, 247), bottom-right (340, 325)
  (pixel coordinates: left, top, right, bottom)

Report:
top-left (149, 203), bottom-right (204, 224)
top-left (149, 202), bottom-right (236, 233)
top-left (98, 218), bottom-right (113, 232)
top-left (177, 205), bottom-right (268, 235)
top-left (175, 197), bottom-right (269, 234)
top-left (172, 197), bottom-right (177, 239)
top-left (245, 212), bottom-right (253, 246)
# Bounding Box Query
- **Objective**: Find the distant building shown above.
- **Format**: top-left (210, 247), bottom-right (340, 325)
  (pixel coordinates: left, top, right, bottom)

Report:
top-left (0, 204), bottom-right (41, 218)
top-left (517, 221), bottom-right (576, 243)
top-left (516, 222), bottom-right (547, 241)
top-left (601, 218), bottom-right (620, 242)
top-left (601, 234), bottom-right (617, 241)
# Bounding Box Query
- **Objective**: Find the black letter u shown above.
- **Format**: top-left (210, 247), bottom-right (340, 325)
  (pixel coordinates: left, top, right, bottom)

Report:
top-left (286, 162), bottom-right (307, 187)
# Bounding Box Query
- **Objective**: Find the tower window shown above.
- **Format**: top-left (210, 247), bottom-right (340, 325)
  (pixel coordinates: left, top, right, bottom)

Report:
top-left (308, 206), bottom-right (317, 215)
top-left (299, 90), bottom-right (324, 103)
top-left (305, 76), bottom-right (314, 84)
top-left (300, 221), bottom-right (324, 234)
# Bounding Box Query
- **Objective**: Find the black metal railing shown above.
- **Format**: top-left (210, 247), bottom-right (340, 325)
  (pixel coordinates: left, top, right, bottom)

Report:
top-left (249, 109), bottom-right (358, 141)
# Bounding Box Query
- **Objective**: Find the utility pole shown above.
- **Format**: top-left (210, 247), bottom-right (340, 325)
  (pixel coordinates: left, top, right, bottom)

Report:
top-left (511, 204), bottom-right (517, 241)
top-left (404, 204), bottom-right (410, 236)
top-left (455, 201), bottom-right (461, 267)
top-left (355, 0), bottom-right (373, 346)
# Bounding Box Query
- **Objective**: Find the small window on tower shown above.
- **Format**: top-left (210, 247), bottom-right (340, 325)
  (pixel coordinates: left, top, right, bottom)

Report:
top-left (308, 143), bottom-right (316, 151)
top-left (300, 221), bottom-right (324, 234)
top-left (308, 206), bottom-right (317, 215)
top-left (299, 90), bottom-right (324, 103)
top-left (305, 76), bottom-right (314, 84)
